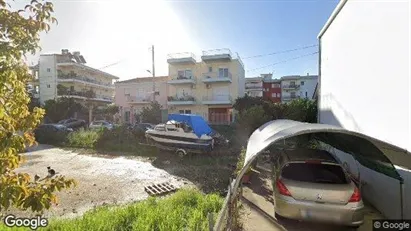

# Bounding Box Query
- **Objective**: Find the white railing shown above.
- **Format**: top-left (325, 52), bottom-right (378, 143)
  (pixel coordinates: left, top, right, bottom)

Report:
top-left (282, 84), bottom-right (300, 88)
top-left (167, 52), bottom-right (196, 60)
top-left (202, 72), bottom-right (232, 80)
top-left (169, 76), bottom-right (197, 81)
top-left (202, 95), bottom-right (232, 102)
top-left (168, 95), bottom-right (196, 102)
top-left (58, 74), bottom-right (114, 88)
top-left (202, 48), bottom-right (232, 57)
top-left (245, 83), bottom-right (263, 89)
top-left (127, 95), bottom-right (151, 102)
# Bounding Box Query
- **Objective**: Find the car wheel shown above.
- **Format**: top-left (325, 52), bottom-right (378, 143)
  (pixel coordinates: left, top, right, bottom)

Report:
top-left (176, 149), bottom-right (186, 158)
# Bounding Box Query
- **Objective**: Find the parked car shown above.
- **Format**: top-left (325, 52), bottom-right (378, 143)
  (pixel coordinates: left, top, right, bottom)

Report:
top-left (58, 118), bottom-right (87, 130)
top-left (89, 120), bottom-right (114, 130)
top-left (34, 124), bottom-right (73, 144)
top-left (272, 148), bottom-right (364, 228)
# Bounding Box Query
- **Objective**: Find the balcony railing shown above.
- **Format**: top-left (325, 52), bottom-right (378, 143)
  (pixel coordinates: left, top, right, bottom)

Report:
top-left (282, 84), bottom-right (300, 89)
top-left (202, 95), bottom-right (232, 104)
top-left (168, 95), bottom-right (195, 101)
top-left (168, 76), bottom-right (197, 84)
top-left (202, 72), bottom-right (232, 83)
top-left (202, 48), bottom-right (232, 57)
top-left (57, 72), bottom-right (114, 88)
top-left (282, 95), bottom-right (300, 101)
top-left (245, 83), bottom-right (263, 89)
top-left (57, 89), bottom-right (113, 102)
top-left (127, 96), bottom-right (151, 103)
top-left (167, 52), bottom-right (196, 60)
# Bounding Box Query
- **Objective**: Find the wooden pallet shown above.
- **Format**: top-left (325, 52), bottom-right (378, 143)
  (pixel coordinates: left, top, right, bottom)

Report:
top-left (144, 182), bottom-right (177, 197)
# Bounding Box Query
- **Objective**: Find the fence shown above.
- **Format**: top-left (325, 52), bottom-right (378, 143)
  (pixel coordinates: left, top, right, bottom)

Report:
top-left (208, 179), bottom-right (241, 231)
top-left (197, 112), bottom-right (233, 125)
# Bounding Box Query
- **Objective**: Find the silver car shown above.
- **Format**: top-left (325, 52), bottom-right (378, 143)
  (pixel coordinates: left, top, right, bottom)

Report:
top-left (89, 120), bottom-right (113, 130)
top-left (272, 148), bottom-right (364, 227)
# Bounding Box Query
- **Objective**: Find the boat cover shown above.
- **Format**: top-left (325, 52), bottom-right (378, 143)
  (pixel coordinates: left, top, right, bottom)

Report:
top-left (168, 114), bottom-right (213, 138)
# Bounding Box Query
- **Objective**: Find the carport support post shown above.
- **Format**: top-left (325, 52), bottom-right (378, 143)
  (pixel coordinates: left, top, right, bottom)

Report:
top-left (400, 178), bottom-right (404, 219)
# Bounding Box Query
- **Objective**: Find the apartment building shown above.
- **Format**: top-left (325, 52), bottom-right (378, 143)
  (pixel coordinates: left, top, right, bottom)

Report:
top-left (262, 74), bottom-right (282, 103)
top-left (281, 74), bottom-right (318, 103)
top-left (245, 77), bottom-right (263, 97)
top-left (114, 76), bottom-right (168, 124)
top-left (30, 49), bottom-right (119, 107)
top-left (166, 49), bottom-right (245, 125)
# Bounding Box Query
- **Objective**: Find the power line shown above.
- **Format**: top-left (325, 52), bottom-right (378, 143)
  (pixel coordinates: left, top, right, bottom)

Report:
top-left (98, 59), bottom-right (128, 70)
top-left (246, 51), bottom-right (319, 73)
top-left (242, 44), bottom-right (318, 59)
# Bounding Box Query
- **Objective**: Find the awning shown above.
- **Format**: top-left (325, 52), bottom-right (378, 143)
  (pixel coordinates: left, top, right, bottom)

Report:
top-left (232, 119), bottom-right (411, 218)
top-left (242, 120), bottom-right (410, 181)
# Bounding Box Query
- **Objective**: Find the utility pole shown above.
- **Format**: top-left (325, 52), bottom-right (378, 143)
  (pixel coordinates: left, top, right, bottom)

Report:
top-left (151, 45), bottom-right (156, 102)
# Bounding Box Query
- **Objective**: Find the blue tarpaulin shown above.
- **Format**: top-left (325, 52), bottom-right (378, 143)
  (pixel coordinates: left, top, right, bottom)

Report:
top-left (168, 114), bottom-right (213, 138)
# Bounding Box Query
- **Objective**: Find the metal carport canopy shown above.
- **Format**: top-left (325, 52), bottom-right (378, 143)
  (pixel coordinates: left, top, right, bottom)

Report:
top-left (232, 120), bottom-right (411, 217)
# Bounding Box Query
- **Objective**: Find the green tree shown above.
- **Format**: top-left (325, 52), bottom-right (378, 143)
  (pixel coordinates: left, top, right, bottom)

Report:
top-left (140, 101), bottom-right (162, 124)
top-left (284, 98), bottom-right (317, 123)
top-left (236, 105), bottom-right (271, 136)
top-left (43, 97), bottom-right (85, 122)
top-left (233, 95), bottom-right (265, 113)
top-left (0, 0), bottom-right (76, 213)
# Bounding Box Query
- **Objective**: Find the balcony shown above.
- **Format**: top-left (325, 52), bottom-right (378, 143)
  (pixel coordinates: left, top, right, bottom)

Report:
top-left (167, 76), bottom-right (197, 84)
top-left (282, 84), bottom-right (300, 89)
top-left (245, 83), bottom-right (263, 90)
top-left (167, 53), bottom-right (196, 64)
top-left (167, 95), bottom-right (196, 105)
top-left (202, 72), bottom-right (232, 83)
top-left (202, 95), bottom-right (232, 105)
top-left (201, 49), bottom-right (232, 62)
top-left (57, 88), bottom-right (112, 103)
top-left (127, 95), bottom-right (151, 104)
top-left (57, 72), bottom-right (114, 89)
top-left (282, 95), bottom-right (300, 102)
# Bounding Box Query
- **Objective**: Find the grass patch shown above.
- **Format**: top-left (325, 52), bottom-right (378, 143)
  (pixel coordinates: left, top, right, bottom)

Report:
top-left (0, 189), bottom-right (223, 231)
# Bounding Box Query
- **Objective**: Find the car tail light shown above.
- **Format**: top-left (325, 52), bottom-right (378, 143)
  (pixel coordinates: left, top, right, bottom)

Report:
top-left (276, 179), bottom-right (292, 197)
top-left (348, 187), bottom-right (361, 202)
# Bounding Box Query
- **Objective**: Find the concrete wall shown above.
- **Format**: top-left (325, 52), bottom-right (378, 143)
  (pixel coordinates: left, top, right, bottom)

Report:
top-left (319, 0), bottom-right (410, 219)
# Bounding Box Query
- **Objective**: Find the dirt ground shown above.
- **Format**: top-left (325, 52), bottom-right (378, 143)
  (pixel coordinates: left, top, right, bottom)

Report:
top-left (240, 162), bottom-right (384, 231)
top-left (4, 144), bottom-right (238, 220)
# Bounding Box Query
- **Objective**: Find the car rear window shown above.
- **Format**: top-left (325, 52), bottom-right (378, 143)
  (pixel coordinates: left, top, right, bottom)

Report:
top-left (281, 163), bottom-right (349, 184)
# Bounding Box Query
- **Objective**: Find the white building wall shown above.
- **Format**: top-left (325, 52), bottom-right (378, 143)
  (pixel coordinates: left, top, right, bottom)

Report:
top-left (319, 0), bottom-right (411, 219)
top-left (38, 55), bottom-right (57, 104)
top-left (299, 77), bottom-right (317, 99)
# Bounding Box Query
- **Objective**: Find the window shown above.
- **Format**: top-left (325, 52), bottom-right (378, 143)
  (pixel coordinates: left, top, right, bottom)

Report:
top-left (281, 163), bottom-right (349, 184)
top-left (179, 110), bottom-right (184, 114)
top-left (178, 71), bottom-right (185, 78)
top-left (218, 68), bottom-right (229, 78)
top-left (155, 126), bottom-right (166, 132)
top-left (305, 92), bottom-right (308, 98)
top-left (184, 110), bottom-right (191, 114)
top-left (277, 93), bottom-right (281, 97)
top-left (301, 81), bottom-right (305, 86)
top-left (47, 84), bottom-right (50, 88)
top-left (272, 84), bottom-right (280, 88)
top-left (290, 92), bottom-right (296, 98)
top-left (208, 67), bottom-right (212, 72)
top-left (290, 81), bottom-right (296, 86)
top-left (46, 68), bottom-right (51, 72)
top-left (185, 70), bottom-right (193, 78)
top-left (272, 93), bottom-right (276, 98)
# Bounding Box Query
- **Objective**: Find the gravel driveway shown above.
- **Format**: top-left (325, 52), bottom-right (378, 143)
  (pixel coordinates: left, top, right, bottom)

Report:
top-left (6, 144), bottom-right (194, 219)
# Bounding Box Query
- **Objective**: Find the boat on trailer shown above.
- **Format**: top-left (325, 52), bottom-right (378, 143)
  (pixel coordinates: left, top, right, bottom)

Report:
top-left (145, 114), bottom-right (217, 155)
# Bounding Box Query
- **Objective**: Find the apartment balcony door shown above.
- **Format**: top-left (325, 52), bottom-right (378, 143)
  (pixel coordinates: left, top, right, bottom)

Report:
top-left (218, 68), bottom-right (229, 78)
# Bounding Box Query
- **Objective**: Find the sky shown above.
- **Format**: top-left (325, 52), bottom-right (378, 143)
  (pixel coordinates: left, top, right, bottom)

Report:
top-left (11, 0), bottom-right (339, 81)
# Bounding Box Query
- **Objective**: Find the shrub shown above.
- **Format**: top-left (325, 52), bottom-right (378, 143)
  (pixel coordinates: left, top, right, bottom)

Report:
top-left (95, 126), bottom-right (142, 152)
top-left (66, 129), bottom-right (100, 148)
top-left (34, 128), bottom-right (69, 145)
